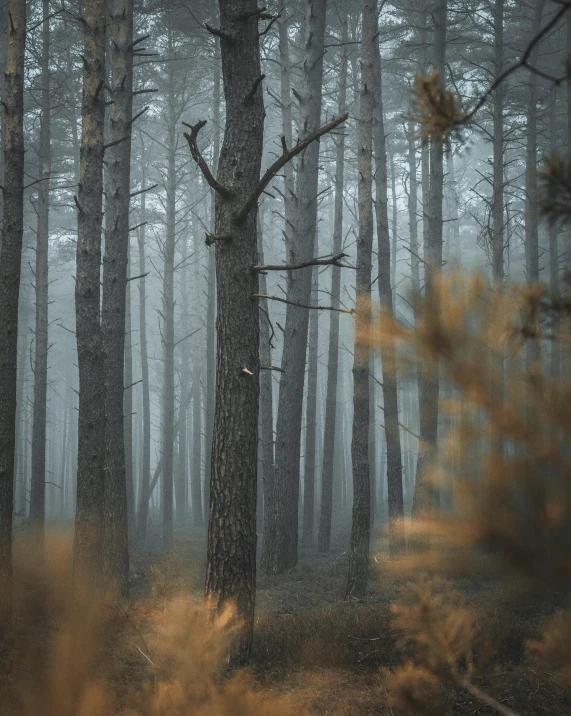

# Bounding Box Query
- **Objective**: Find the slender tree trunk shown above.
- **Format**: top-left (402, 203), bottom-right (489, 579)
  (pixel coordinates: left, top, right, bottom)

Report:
top-left (373, 33), bottom-right (404, 549)
top-left (346, 0), bottom-right (375, 599)
top-left (162, 53), bottom-right (176, 552)
top-left (407, 121), bottom-right (421, 296)
top-left (30, 0), bottom-right (51, 552)
top-left (124, 260), bottom-right (135, 539)
top-left (524, 0), bottom-right (546, 375)
top-left (413, 0), bottom-right (447, 514)
top-left (205, 38), bottom-right (220, 523)
top-left (136, 161), bottom-right (151, 541)
top-left (259, 228), bottom-right (275, 563)
top-left (0, 0), bottom-right (26, 642)
top-left (101, 0), bottom-right (133, 595)
top-left (270, 0), bottom-right (328, 573)
top-left (277, 11), bottom-right (295, 256)
top-left (203, 0), bottom-right (265, 666)
top-left (302, 263), bottom-right (319, 547)
top-left (0, 7), bottom-right (7, 250)
top-left (317, 19), bottom-right (347, 551)
top-left (176, 241), bottom-right (190, 528)
top-left (549, 85), bottom-right (560, 379)
top-left (191, 245), bottom-right (203, 527)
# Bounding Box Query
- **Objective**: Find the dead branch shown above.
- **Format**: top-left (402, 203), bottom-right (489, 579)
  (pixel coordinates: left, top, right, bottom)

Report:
top-left (252, 251), bottom-right (356, 272)
top-left (245, 74), bottom-right (265, 104)
top-left (183, 120), bottom-right (234, 199)
top-left (234, 112), bottom-right (349, 224)
top-left (205, 23), bottom-right (233, 42)
top-left (261, 365), bottom-right (284, 372)
top-left (205, 232), bottom-right (233, 247)
top-left (253, 293), bottom-right (355, 315)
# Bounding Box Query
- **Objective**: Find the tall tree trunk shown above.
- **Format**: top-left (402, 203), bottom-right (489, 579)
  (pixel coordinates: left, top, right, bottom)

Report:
top-left (191, 243), bottom-right (203, 527)
top-left (302, 263), bottom-right (319, 547)
top-left (525, 0), bottom-right (546, 375)
top-left (0, 7), bottom-right (7, 250)
top-left (0, 0), bottom-right (26, 642)
top-left (124, 259), bottom-right (135, 539)
top-left (136, 157), bottom-right (151, 541)
top-left (277, 10), bottom-right (295, 256)
top-left (407, 120), bottom-right (421, 296)
top-left (549, 85), bottom-right (560, 380)
top-left (30, 0), bottom-right (51, 552)
top-left (101, 0), bottom-right (133, 595)
top-left (413, 0), bottom-right (447, 514)
top-left (205, 37), bottom-right (221, 523)
top-left (318, 9), bottom-right (348, 553)
top-left (346, 0), bottom-right (375, 599)
top-left (203, 0), bottom-right (265, 666)
top-left (270, 0), bottom-right (328, 573)
top-left (259, 227), bottom-right (275, 564)
top-left (176, 240), bottom-right (190, 528)
top-left (373, 32), bottom-right (404, 550)
top-left (162, 49), bottom-right (176, 552)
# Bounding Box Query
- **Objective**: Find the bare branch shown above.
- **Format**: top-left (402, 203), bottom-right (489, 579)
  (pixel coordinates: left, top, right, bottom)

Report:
top-left (205, 232), bottom-right (233, 247)
top-left (183, 120), bottom-right (234, 198)
top-left (253, 293), bottom-right (355, 315)
top-left (253, 251), bottom-right (356, 272)
top-left (235, 112), bottom-right (348, 224)
top-left (205, 23), bottom-right (233, 42)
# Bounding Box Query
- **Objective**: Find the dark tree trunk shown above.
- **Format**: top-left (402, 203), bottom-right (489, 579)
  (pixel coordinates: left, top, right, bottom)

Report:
top-left (318, 5), bottom-right (348, 553)
top-left (101, 0), bottom-right (133, 596)
top-left (373, 34), bottom-right (404, 551)
top-left (549, 85), bottom-right (560, 379)
top-left (270, 0), bottom-right (328, 573)
top-left (0, 0), bottom-right (26, 642)
top-left (74, 0), bottom-right (106, 585)
top-left (346, 0), bottom-right (375, 600)
top-left (30, 0), bottom-right (51, 553)
top-left (202, 0), bottom-right (265, 666)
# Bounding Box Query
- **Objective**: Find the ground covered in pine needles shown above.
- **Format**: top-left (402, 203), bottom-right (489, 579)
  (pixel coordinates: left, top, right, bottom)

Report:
top-left (2, 526), bottom-right (571, 715)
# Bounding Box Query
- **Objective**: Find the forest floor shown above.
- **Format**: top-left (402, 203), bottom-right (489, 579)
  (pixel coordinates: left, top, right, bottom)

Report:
top-left (4, 524), bottom-right (571, 715)
top-left (127, 523), bottom-right (571, 716)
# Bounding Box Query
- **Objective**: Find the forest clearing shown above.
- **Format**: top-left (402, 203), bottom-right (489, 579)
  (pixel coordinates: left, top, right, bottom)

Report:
top-left (1, 0), bottom-right (571, 714)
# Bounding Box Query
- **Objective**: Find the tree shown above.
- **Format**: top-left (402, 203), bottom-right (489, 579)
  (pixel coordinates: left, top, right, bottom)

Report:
top-left (101, 0), bottom-right (134, 596)
top-left (73, 0), bottom-right (106, 584)
top-left (346, 0), bottom-right (375, 599)
top-left (318, 3), bottom-right (349, 553)
top-left (29, 0), bottom-right (52, 552)
top-left (373, 29), bottom-right (404, 551)
top-left (0, 0), bottom-right (26, 646)
top-left (270, 0), bottom-right (328, 574)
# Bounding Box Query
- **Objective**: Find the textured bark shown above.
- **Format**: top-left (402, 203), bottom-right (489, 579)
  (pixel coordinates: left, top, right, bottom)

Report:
top-left (191, 245), bottom-right (203, 527)
top-left (176, 243), bottom-right (190, 527)
top-left (302, 264), bottom-right (319, 547)
top-left (277, 11), bottom-right (295, 256)
top-left (373, 35), bottom-right (404, 551)
top-left (413, 0), bottom-right (447, 514)
top-left (0, 7), bottom-right (7, 249)
top-left (203, 0), bottom-right (264, 666)
top-left (0, 0), bottom-right (26, 639)
top-left (407, 121), bottom-right (421, 296)
top-left (30, 0), bottom-right (51, 552)
top-left (101, 0), bottom-right (133, 596)
top-left (124, 263), bottom-right (135, 540)
top-left (318, 10), bottom-right (348, 552)
top-left (270, 0), bottom-right (327, 573)
top-left (74, 0), bottom-right (106, 584)
top-left (346, 0), bottom-right (375, 600)
top-left (135, 157), bottom-right (151, 541)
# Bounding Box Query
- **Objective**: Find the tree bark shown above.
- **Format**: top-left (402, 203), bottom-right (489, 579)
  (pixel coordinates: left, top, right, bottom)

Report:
top-left (0, 0), bottom-right (26, 641)
top-left (373, 31), bottom-right (404, 551)
top-left (74, 0), bottom-right (106, 586)
top-left (30, 0), bottom-right (51, 553)
top-left (346, 0), bottom-right (375, 600)
top-left (318, 9), bottom-right (348, 553)
top-left (549, 84), bottom-right (560, 380)
top-left (101, 0), bottom-right (134, 596)
top-left (202, 0), bottom-right (265, 666)
top-left (270, 0), bottom-right (328, 573)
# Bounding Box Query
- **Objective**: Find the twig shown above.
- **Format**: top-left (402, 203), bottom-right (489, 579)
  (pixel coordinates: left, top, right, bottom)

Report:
top-left (127, 272), bottom-right (149, 282)
top-left (261, 365), bottom-right (284, 372)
